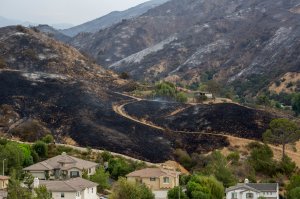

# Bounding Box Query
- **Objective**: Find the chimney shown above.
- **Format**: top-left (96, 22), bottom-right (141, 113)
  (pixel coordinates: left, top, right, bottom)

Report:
top-left (62, 152), bottom-right (66, 156)
top-left (33, 177), bottom-right (39, 188)
top-left (244, 178), bottom-right (249, 184)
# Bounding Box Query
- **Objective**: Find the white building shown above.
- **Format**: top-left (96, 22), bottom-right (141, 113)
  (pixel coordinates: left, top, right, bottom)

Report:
top-left (34, 177), bottom-right (99, 199)
top-left (225, 179), bottom-right (279, 199)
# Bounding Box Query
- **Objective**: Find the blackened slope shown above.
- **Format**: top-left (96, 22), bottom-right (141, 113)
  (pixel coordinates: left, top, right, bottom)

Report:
top-left (0, 71), bottom-right (173, 162)
top-left (124, 101), bottom-right (275, 139)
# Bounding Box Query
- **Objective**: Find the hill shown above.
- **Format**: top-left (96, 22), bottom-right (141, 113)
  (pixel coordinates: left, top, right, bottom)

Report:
top-left (61, 0), bottom-right (169, 37)
top-left (70, 0), bottom-right (300, 98)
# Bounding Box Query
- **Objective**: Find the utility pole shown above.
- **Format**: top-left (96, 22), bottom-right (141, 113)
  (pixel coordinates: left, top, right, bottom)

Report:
top-left (2, 159), bottom-right (6, 176)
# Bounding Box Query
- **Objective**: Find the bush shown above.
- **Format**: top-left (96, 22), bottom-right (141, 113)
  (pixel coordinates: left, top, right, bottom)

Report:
top-left (42, 134), bottom-right (54, 144)
top-left (168, 186), bottom-right (188, 199)
top-left (108, 158), bottom-right (134, 180)
top-left (32, 141), bottom-right (48, 158)
top-left (247, 143), bottom-right (276, 176)
top-left (227, 152), bottom-right (240, 165)
top-left (292, 93), bottom-right (300, 115)
top-left (176, 92), bottom-right (188, 103)
top-left (90, 167), bottom-right (110, 192)
top-left (174, 149), bottom-right (194, 170)
top-left (110, 178), bottom-right (154, 199)
top-left (186, 175), bottom-right (224, 199)
top-left (119, 72), bottom-right (130, 79)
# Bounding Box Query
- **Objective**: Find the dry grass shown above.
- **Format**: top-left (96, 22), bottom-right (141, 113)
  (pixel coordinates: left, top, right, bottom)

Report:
top-left (221, 136), bottom-right (300, 167)
top-left (269, 72), bottom-right (300, 94)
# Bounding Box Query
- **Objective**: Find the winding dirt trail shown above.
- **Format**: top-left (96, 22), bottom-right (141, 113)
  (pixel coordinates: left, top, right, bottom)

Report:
top-left (112, 92), bottom-right (300, 166)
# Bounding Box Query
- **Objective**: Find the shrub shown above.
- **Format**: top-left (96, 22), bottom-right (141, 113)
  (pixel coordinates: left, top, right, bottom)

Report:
top-left (32, 141), bottom-right (48, 158)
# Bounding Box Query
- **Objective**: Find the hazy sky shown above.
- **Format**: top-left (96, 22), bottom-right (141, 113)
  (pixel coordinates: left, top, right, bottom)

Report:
top-left (0, 0), bottom-right (150, 25)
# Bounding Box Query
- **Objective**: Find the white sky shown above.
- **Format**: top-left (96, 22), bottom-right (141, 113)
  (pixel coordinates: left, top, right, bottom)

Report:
top-left (0, 0), bottom-right (150, 25)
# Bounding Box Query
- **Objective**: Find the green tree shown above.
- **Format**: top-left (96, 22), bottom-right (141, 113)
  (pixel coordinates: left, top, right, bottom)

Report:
top-left (176, 92), bottom-right (188, 103)
top-left (263, 118), bottom-right (300, 159)
top-left (203, 151), bottom-right (237, 187)
top-left (90, 167), bottom-right (110, 192)
top-left (256, 94), bottom-right (271, 107)
top-left (82, 168), bottom-right (89, 180)
top-left (248, 143), bottom-right (276, 176)
top-left (288, 187), bottom-right (300, 199)
top-left (42, 134), bottom-right (54, 144)
top-left (168, 186), bottom-right (188, 199)
top-left (33, 185), bottom-right (52, 199)
top-left (32, 141), bottom-right (48, 158)
top-left (108, 158), bottom-right (134, 180)
top-left (292, 93), bottom-right (300, 115)
top-left (286, 175), bottom-right (300, 193)
top-left (186, 175), bottom-right (224, 199)
top-left (19, 144), bottom-right (33, 166)
top-left (109, 178), bottom-right (154, 199)
top-left (7, 170), bottom-right (32, 199)
top-left (23, 172), bottom-right (34, 190)
top-left (206, 80), bottom-right (220, 98)
top-left (0, 142), bottom-right (24, 176)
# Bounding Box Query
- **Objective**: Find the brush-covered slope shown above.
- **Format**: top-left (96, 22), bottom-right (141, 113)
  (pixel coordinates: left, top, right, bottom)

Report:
top-left (72, 0), bottom-right (300, 97)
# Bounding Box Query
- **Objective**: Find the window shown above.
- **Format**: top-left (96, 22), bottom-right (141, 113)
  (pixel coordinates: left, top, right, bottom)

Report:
top-left (89, 168), bottom-right (92, 174)
top-left (163, 177), bottom-right (170, 184)
top-left (246, 193), bottom-right (253, 198)
top-left (70, 171), bottom-right (80, 178)
top-left (91, 188), bottom-right (93, 193)
top-left (150, 177), bottom-right (156, 181)
top-left (61, 192), bottom-right (65, 198)
top-left (231, 192), bottom-right (237, 199)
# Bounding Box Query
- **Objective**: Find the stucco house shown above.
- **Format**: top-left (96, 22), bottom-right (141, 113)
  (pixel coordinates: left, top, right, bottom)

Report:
top-left (34, 177), bottom-right (98, 199)
top-left (225, 179), bottom-right (279, 199)
top-left (126, 167), bottom-right (180, 191)
top-left (23, 152), bottom-right (98, 180)
top-left (0, 176), bottom-right (9, 199)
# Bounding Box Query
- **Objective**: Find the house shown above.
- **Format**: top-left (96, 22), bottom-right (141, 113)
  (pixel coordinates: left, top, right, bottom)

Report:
top-left (0, 176), bottom-right (9, 190)
top-left (34, 177), bottom-right (98, 199)
top-left (0, 176), bottom-right (9, 199)
top-left (126, 167), bottom-right (180, 191)
top-left (23, 152), bottom-right (98, 180)
top-left (225, 179), bottom-right (279, 199)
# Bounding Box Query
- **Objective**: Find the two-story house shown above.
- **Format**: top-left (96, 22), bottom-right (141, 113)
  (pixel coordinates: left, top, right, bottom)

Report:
top-left (126, 167), bottom-right (180, 191)
top-left (23, 152), bottom-right (98, 180)
top-left (34, 177), bottom-right (98, 199)
top-left (225, 179), bottom-right (279, 199)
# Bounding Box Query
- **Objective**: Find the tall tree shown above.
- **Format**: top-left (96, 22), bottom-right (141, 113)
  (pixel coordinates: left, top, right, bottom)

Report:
top-left (263, 118), bottom-right (300, 159)
top-left (7, 170), bottom-right (32, 199)
top-left (90, 167), bottom-right (110, 192)
top-left (292, 93), bottom-right (300, 116)
top-left (33, 185), bottom-right (52, 199)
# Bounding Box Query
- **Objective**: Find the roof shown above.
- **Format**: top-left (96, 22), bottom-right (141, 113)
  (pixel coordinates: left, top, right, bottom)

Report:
top-left (0, 176), bottom-right (10, 180)
top-left (39, 177), bottom-right (98, 192)
top-left (226, 183), bottom-right (278, 193)
top-left (246, 183), bottom-right (278, 191)
top-left (162, 161), bottom-right (190, 175)
top-left (23, 152), bottom-right (98, 171)
top-left (126, 168), bottom-right (180, 178)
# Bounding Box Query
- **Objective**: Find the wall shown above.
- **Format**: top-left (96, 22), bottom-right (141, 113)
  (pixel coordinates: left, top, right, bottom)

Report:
top-left (142, 177), bottom-right (160, 190)
top-left (81, 186), bottom-right (98, 199)
top-left (30, 171), bottom-right (46, 180)
top-left (51, 191), bottom-right (79, 199)
top-left (0, 179), bottom-right (8, 189)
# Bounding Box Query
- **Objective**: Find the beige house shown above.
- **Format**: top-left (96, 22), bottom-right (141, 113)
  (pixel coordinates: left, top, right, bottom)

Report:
top-left (0, 176), bottom-right (9, 199)
top-left (23, 152), bottom-right (98, 180)
top-left (126, 168), bottom-right (180, 191)
top-left (0, 176), bottom-right (9, 190)
top-left (34, 177), bottom-right (98, 199)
